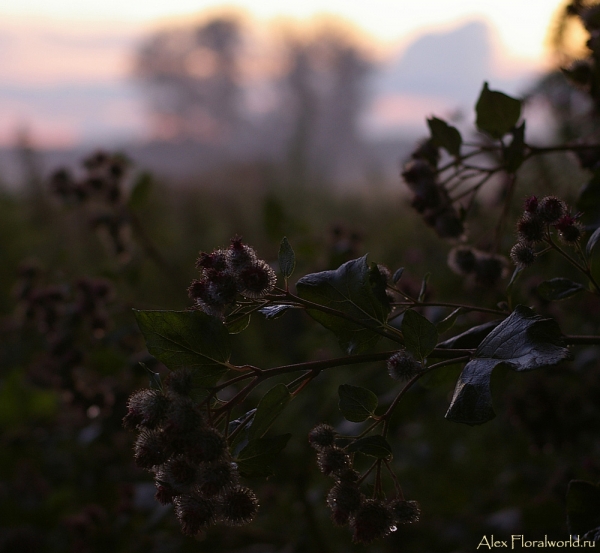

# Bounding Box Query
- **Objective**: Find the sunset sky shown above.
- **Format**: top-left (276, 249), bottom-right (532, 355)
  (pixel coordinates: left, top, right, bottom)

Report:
top-left (0, 0), bottom-right (567, 147)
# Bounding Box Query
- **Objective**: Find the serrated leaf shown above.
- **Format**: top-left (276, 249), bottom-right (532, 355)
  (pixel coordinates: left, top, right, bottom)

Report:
top-left (437, 320), bottom-right (501, 350)
top-left (133, 310), bottom-right (231, 388)
top-left (538, 278), bottom-right (585, 301)
top-left (248, 383), bottom-right (291, 440)
top-left (259, 304), bottom-right (298, 320)
top-left (567, 480), bottom-right (600, 536)
top-left (427, 117), bottom-right (462, 156)
top-left (475, 82), bottom-right (522, 139)
top-left (226, 313), bottom-right (251, 334)
top-left (446, 305), bottom-right (570, 425)
top-left (128, 172), bottom-right (153, 209)
top-left (278, 237), bottom-right (295, 280)
top-left (393, 267), bottom-right (404, 284)
top-left (436, 308), bottom-right (462, 334)
top-left (338, 384), bottom-right (378, 422)
top-left (236, 434), bottom-right (291, 478)
top-left (586, 227), bottom-right (600, 257)
top-left (346, 435), bottom-right (393, 458)
top-left (402, 309), bottom-right (438, 362)
top-left (296, 256), bottom-right (391, 354)
top-left (504, 122), bottom-right (526, 173)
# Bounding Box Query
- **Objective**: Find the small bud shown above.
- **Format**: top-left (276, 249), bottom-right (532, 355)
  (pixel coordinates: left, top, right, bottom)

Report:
top-left (516, 214), bottom-right (545, 243)
top-left (123, 389), bottom-right (170, 430)
top-left (308, 424), bottom-right (337, 450)
top-left (317, 447), bottom-right (351, 477)
top-left (510, 242), bottom-right (536, 269)
top-left (389, 499), bottom-right (421, 524)
top-left (387, 350), bottom-right (423, 381)
top-left (537, 196), bottom-right (567, 224)
top-left (196, 461), bottom-right (237, 497)
top-left (134, 429), bottom-right (171, 469)
top-left (350, 499), bottom-right (395, 544)
top-left (174, 493), bottom-right (216, 536)
top-left (237, 261), bottom-right (277, 299)
top-left (219, 486), bottom-right (259, 526)
top-left (448, 246), bottom-right (477, 275)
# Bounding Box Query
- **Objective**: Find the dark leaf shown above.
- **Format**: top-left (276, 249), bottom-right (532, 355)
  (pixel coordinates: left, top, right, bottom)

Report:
top-left (296, 256), bottom-right (391, 354)
top-left (446, 305), bottom-right (570, 425)
top-left (338, 384), bottom-right (378, 422)
top-left (586, 227), bottom-right (600, 257)
top-left (128, 172), bottom-right (153, 209)
top-left (538, 278), bottom-right (585, 301)
top-left (248, 384), bottom-right (291, 440)
top-left (226, 313), bottom-right (251, 334)
top-left (402, 309), bottom-right (438, 362)
top-left (236, 434), bottom-right (291, 478)
top-left (228, 408), bottom-right (256, 450)
top-left (346, 435), bottom-right (393, 458)
top-left (427, 117), bottom-right (462, 157)
top-left (436, 308), bottom-right (462, 334)
top-left (475, 82), bottom-right (522, 139)
top-left (504, 122), bottom-right (526, 173)
top-left (133, 310), bottom-right (231, 388)
top-left (278, 237), bottom-right (296, 280)
top-left (567, 480), bottom-right (600, 536)
top-left (393, 267), bottom-right (404, 284)
top-left (418, 272), bottom-right (430, 302)
top-left (437, 320), bottom-right (501, 350)
top-left (259, 304), bottom-right (298, 320)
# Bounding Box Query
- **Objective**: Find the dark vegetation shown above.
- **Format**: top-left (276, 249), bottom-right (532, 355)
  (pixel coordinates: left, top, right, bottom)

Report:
top-left (3, 2), bottom-right (600, 552)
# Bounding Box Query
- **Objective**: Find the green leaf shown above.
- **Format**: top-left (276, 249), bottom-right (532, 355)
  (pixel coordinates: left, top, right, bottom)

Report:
top-left (236, 434), bottom-right (291, 478)
top-left (586, 227), bottom-right (600, 257)
top-left (226, 313), bottom-right (251, 334)
top-left (338, 384), bottom-right (378, 422)
top-left (446, 305), bottom-right (570, 425)
top-left (248, 383), bottom-right (291, 440)
top-left (504, 122), bottom-right (526, 173)
top-left (296, 256), bottom-right (391, 354)
top-left (418, 272), bottom-right (430, 302)
top-left (346, 435), bottom-right (392, 458)
top-left (128, 172), bottom-right (153, 209)
top-left (475, 82), bottom-right (522, 139)
top-left (538, 278), bottom-right (585, 301)
top-left (427, 117), bottom-right (462, 156)
top-left (133, 310), bottom-right (231, 388)
top-left (436, 308), bottom-right (462, 334)
top-left (402, 309), bottom-right (438, 362)
top-left (278, 237), bottom-right (296, 280)
top-left (567, 480), bottom-right (600, 536)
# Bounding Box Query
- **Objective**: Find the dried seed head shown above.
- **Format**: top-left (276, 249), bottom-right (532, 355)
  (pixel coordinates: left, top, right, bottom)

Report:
top-left (219, 486), bottom-right (259, 526)
top-left (123, 389), bottom-right (170, 430)
top-left (389, 499), bottom-right (421, 524)
top-left (196, 461), bottom-right (237, 497)
top-left (350, 499), bottom-right (395, 544)
top-left (237, 260), bottom-right (277, 299)
top-left (537, 196), bottom-right (567, 224)
top-left (308, 424), bottom-right (337, 450)
top-left (174, 493), bottom-right (216, 536)
top-left (134, 429), bottom-right (171, 469)
top-left (317, 447), bottom-right (351, 477)
top-left (327, 482), bottom-right (363, 520)
top-left (448, 247), bottom-right (477, 275)
top-left (510, 242), bottom-right (536, 269)
top-left (516, 214), bottom-right (545, 243)
top-left (387, 350), bottom-right (423, 381)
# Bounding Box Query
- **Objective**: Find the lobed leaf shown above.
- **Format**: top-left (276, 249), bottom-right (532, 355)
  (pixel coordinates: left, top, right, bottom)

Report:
top-left (427, 117), bottom-right (462, 157)
top-left (402, 309), bottom-right (438, 362)
top-left (475, 82), bottom-right (522, 139)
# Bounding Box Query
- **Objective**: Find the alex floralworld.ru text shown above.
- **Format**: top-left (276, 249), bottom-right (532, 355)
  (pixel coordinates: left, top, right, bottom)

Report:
top-left (477, 535), bottom-right (597, 549)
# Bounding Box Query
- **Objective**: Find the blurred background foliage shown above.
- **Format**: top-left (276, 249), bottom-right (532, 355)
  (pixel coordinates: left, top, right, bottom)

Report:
top-left (2, 2), bottom-right (600, 552)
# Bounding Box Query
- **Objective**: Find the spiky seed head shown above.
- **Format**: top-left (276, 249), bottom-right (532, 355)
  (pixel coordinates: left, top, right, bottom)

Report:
top-left (387, 350), bottom-right (423, 381)
top-left (205, 270), bottom-right (239, 304)
top-left (516, 214), bottom-right (545, 243)
top-left (389, 499), bottom-right (421, 524)
top-left (350, 499), bottom-right (396, 544)
top-left (510, 242), bottom-right (536, 269)
top-left (555, 215), bottom-right (583, 242)
top-left (327, 482), bottom-right (363, 518)
top-left (402, 159), bottom-right (436, 189)
top-left (195, 250), bottom-right (227, 271)
top-left (165, 368), bottom-right (195, 397)
top-left (174, 493), bottom-right (216, 536)
top-left (308, 424), bottom-right (337, 450)
top-left (134, 429), bottom-right (171, 469)
top-left (448, 247), bottom-right (477, 275)
top-left (163, 397), bottom-right (203, 436)
top-left (188, 279), bottom-right (209, 302)
top-left (537, 196), bottom-right (567, 224)
top-left (237, 261), bottom-right (277, 299)
top-left (337, 468), bottom-right (360, 483)
top-left (154, 480), bottom-right (177, 505)
top-left (226, 237), bottom-right (257, 273)
top-left (196, 461), bottom-right (237, 497)
top-left (158, 456), bottom-right (197, 490)
top-left (179, 427), bottom-right (228, 464)
top-left (317, 447), bottom-right (351, 477)
top-left (524, 195), bottom-right (538, 214)
top-left (123, 389), bottom-right (170, 430)
top-left (219, 486), bottom-right (259, 526)
top-left (473, 254), bottom-right (508, 287)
